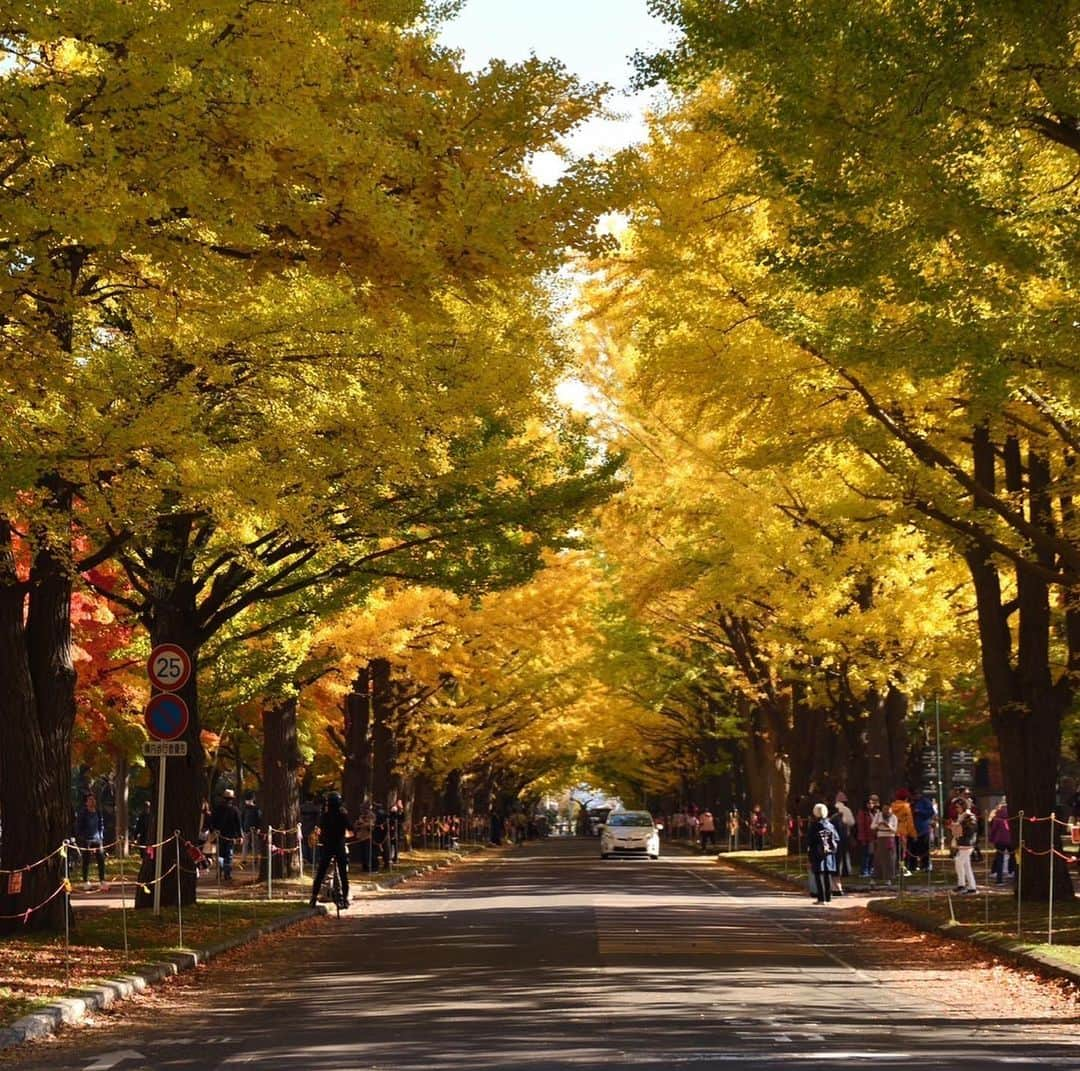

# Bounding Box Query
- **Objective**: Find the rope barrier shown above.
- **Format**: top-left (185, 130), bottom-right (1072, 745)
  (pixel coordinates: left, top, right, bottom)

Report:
top-left (0, 842), bottom-right (66, 876)
top-left (0, 880), bottom-right (68, 921)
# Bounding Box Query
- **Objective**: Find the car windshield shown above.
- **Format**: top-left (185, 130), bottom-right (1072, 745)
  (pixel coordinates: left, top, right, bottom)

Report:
top-left (606, 813), bottom-right (654, 828)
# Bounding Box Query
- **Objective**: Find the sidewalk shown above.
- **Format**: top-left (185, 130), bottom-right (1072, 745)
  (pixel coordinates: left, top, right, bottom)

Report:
top-left (718, 848), bottom-right (1080, 986)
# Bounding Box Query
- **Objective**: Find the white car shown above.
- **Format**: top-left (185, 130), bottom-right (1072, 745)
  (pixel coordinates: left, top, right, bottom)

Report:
top-left (600, 811), bottom-right (661, 859)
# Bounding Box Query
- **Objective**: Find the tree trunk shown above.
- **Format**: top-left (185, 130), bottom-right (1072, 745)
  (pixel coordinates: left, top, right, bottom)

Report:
top-left (342, 674), bottom-right (371, 815)
top-left (0, 499), bottom-right (78, 934)
top-left (114, 753), bottom-right (130, 856)
top-left (260, 698), bottom-right (301, 879)
top-left (370, 658), bottom-right (394, 807)
top-left (965, 429), bottom-right (1073, 901)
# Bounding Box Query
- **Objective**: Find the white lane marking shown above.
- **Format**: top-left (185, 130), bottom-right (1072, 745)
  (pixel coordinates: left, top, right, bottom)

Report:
top-left (84, 1052), bottom-right (146, 1071)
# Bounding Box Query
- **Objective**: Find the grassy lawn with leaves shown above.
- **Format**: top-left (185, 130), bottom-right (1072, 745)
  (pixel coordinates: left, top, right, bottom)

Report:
top-left (3, 842), bottom-right (486, 1029)
top-left (0, 899), bottom-right (302, 1030)
top-left (875, 886), bottom-right (1080, 967)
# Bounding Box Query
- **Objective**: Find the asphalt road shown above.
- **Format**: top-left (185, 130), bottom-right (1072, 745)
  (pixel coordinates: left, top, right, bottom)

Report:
top-left (12, 838), bottom-right (1080, 1071)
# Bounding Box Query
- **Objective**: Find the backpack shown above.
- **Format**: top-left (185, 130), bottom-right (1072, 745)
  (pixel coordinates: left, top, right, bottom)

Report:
top-left (818, 822), bottom-right (838, 855)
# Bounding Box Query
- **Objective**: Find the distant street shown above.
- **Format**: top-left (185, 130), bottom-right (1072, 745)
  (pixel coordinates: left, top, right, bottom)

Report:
top-left (11, 839), bottom-right (1080, 1071)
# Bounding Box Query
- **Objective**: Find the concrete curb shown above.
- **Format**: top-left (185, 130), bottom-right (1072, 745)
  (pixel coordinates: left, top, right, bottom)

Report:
top-left (0, 904), bottom-right (326, 1051)
top-left (0, 845), bottom-right (494, 1051)
top-left (718, 854), bottom-right (1080, 988)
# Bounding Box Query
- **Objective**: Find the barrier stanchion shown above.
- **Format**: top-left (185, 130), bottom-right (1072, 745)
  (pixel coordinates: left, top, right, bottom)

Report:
top-left (216, 838), bottom-right (223, 934)
top-left (62, 841), bottom-right (71, 987)
top-left (984, 811), bottom-right (991, 925)
top-left (297, 824), bottom-right (304, 884)
top-left (267, 827), bottom-right (273, 901)
top-left (1017, 811), bottom-right (1025, 939)
top-left (175, 833), bottom-right (184, 948)
top-left (119, 849), bottom-right (129, 961)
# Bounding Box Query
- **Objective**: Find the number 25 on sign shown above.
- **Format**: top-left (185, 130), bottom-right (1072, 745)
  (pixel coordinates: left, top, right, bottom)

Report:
top-left (147, 643), bottom-right (192, 692)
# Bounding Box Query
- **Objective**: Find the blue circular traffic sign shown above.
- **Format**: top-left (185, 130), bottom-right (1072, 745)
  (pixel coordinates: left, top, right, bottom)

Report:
top-left (144, 693), bottom-right (190, 741)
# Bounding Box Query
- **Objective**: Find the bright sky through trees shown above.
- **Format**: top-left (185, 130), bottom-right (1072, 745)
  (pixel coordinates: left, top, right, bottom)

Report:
top-left (440, 0), bottom-right (671, 175)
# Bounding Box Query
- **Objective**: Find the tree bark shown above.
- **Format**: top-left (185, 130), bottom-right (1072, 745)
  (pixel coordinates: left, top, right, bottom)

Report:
top-left (0, 498), bottom-right (78, 934)
top-left (261, 697), bottom-right (300, 879)
top-left (370, 658), bottom-right (395, 807)
top-left (114, 753), bottom-right (130, 856)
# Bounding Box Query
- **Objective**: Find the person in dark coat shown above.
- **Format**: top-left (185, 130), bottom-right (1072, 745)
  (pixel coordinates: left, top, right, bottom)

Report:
top-left (210, 789), bottom-right (243, 881)
top-left (309, 792), bottom-right (350, 908)
top-left (131, 800), bottom-right (152, 859)
top-left (807, 802), bottom-right (839, 904)
top-left (372, 808), bottom-right (390, 871)
top-left (240, 792), bottom-right (263, 859)
top-left (75, 793), bottom-right (106, 886)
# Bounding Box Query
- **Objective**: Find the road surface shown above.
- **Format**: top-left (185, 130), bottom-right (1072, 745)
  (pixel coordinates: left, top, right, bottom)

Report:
top-left (9, 838), bottom-right (1080, 1070)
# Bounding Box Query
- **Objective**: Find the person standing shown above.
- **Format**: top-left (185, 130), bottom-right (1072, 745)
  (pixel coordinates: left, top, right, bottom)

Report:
top-left (210, 788), bottom-right (243, 881)
top-left (890, 789), bottom-right (917, 875)
top-left (828, 796), bottom-right (853, 894)
top-left (749, 805), bottom-right (769, 851)
top-left (75, 792), bottom-right (107, 888)
top-left (131, 800), bottom-right (152, 859)
top-left (871, 801), bottom-right (899, 884)
top-left (240, 791), bottom-right (263, 860)
top-left (952, 797), bottom-right (980, 893)
top-left (389, 799), bottom-right (405, 863)
top-left (807, 803), bottom-right (839, 904)
top-left (911, 792), bottom-right (936, 871)
top-left (309, 792), bottom-right (351, 908)
top-left (372, 808), bottom-right (390, 871)
top-left (698, 809), bottom-right (716, 852)
top-left (989, 799), bottom-right (1014, 884)
top-left (856, 795), bottom-right (879, 876)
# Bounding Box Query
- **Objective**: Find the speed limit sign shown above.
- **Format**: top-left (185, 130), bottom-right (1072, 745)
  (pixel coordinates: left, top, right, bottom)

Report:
top-left (147, 643), bottom-right (192, 692)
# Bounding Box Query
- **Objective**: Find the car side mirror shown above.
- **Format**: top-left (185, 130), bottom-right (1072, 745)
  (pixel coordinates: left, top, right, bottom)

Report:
top-left (655, 824), bottom-right (664, 832)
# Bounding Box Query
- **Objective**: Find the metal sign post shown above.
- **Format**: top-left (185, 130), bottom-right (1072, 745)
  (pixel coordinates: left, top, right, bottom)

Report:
top-left (143, 739), bottom-right (188, 916)
top-left (144, 644), bottom-right (192, 917)
top-left (154, 751), bottom-right (167, 916)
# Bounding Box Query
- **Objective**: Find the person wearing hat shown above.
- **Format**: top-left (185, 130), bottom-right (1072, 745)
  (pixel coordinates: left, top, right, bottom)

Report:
top-left (210, 788), bottom-right (243, 881)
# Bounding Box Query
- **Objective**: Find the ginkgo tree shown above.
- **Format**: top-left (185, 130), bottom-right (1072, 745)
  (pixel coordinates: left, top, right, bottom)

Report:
top-left (0, 0), bottom-right (621, 924)
top-left (633, 0), bottom-right (1080, 896)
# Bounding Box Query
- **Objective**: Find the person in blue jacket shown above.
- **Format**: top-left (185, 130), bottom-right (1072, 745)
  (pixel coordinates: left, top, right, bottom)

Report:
top-left (807, 802), bottom-right (839, 904)
top-left (75, 792), bottom-right (106, 887)
top-left (911, 792), bottom-right (936, 871)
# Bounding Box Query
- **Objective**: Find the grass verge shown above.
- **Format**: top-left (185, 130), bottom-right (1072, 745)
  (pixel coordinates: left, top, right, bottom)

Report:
top-left (0, 899), bottom-right (301, 1029)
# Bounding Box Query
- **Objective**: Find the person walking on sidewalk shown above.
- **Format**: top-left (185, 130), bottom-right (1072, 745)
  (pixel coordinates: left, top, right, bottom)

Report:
top-left (952, 797), bottom-right (979, 893)
top-left (75, 792), bottom-right (107, 887)
top-left (210, 788), bottom-right (243, 881)
top-left (698, 809), bottom-right (716, 852)
top-left (807, 803), bottom-right (839, 904)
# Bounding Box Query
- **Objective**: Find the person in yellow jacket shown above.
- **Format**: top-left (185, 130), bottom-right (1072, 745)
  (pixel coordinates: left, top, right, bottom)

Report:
top-left (890, 789), bottom-right (917, 876)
